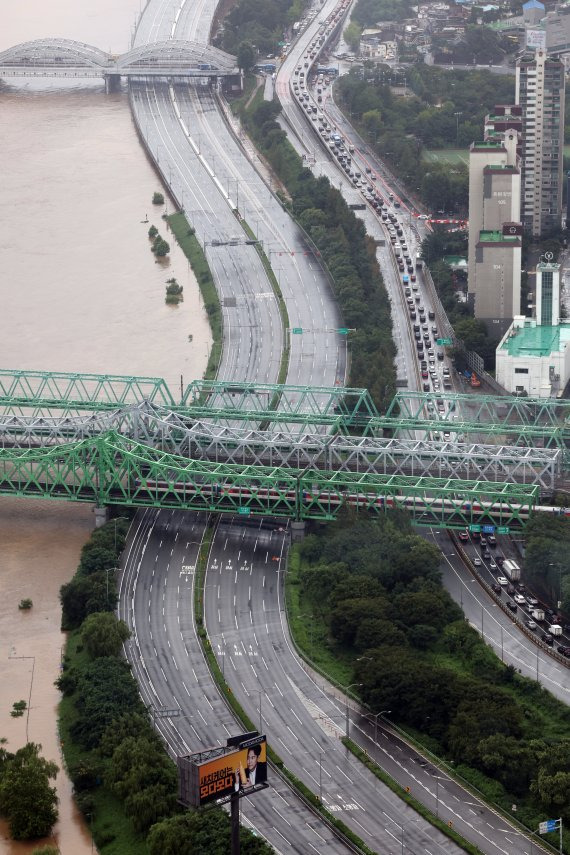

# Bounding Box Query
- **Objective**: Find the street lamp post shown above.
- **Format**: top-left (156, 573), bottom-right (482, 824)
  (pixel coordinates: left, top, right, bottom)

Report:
top-left (343, 683), bottom-right (363, 739)
top-left (112, 516), bottom-right (128, 553)
top-left (372, 709), bottom-right (391, 745)
top-left (105, 567), bottom-right (115, 604)
top-left (454, 111), bottom-right (462, 148)
top-left (548, 562), bottom-right (563, 610)
top-left (8, 653), bottom-right (35, 741)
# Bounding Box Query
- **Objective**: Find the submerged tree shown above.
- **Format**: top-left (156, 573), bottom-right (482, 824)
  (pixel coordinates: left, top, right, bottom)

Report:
top-left (0, 743), bottom-right (59, 840)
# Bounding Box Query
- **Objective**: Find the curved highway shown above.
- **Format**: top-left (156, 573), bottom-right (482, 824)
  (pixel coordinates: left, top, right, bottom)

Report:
top-left (204, 516), bottom-right (465, 854)
top-left (121, 0), bottom-right (356, 852)
top-left (117, 1), bottom-right (563, 853)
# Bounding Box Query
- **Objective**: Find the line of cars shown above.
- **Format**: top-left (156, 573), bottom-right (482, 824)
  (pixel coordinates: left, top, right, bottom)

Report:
top-left (458, 529), bottom-right (570, 655)
top-left (289, 21), bottom-right (568, 664)
top-left (289, 14), bottom-right (457, 414)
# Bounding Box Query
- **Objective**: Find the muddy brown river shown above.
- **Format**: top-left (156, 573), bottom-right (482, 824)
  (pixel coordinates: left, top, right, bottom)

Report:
top-left (1, 2), bottom-right (210, 851)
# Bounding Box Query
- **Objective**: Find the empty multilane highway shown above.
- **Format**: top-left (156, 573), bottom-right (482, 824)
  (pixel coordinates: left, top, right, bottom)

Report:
top-left (122, 0), bottom-right (370, 852)
top-left (118, 509), bottom-right (350, 852)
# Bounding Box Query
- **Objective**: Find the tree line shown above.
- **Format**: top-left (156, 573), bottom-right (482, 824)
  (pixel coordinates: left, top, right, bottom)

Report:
top-left (217, 0), bottom-right (303, 59)
top-left (56, 519), bottom-right (273, 855)
top-left (336, 64), bottom-right (515, 214)
top-left (242, 96), bottom-right (396, 410)
top-left (295, 512), bottom-right (570, 842)
top-left (523, 514), bottom-right (570, 615)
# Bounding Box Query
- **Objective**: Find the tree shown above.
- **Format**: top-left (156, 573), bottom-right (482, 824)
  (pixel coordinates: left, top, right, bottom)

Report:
top-left (237, 41), bottom-right (255, 72)
top-left (343, 22), bottom-right (362, 51)
top-left (70, 657), bottom-right (143, 749)
top-left (81, 612), bottom-right (131, 658)
top-left (0, 743), bottom-right (58, 840)
top-left (477, 735), bottom-right (535, 796)
top-left (147, 805), bottom-right (274, 855)
top-left (330, 597), bottom-right (389, 646)
top-left (79, 543), bottom-right (117, 575)
top-left (362, 109), bottom-right (382, 139)
top-left (152, 236), bottom-right (170, 257)
top-left (60, 571), bottom-right (116, 630)
top-left (454, 317), bottom-right (488, 352)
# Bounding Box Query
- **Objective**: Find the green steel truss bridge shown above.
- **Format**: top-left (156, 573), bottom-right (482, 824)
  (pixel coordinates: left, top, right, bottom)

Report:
top-left (0, 431), bottom-right (538, 530)
top-left (1, 367), bottom-right (569, 528)
top-left (0, 402), bottom-right (560, 492)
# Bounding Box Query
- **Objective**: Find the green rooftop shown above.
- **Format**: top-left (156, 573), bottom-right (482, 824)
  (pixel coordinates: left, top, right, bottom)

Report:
top-left (501, 324), bottom-right (563, 357)
top-left (479, 230), bottom-right (520, 243)
top-left (471, 140), bottom-right (505, 148)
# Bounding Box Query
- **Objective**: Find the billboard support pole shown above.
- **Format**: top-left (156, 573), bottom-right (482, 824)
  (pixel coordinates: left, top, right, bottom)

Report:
top-left (231, 792), bottom-right (240, 855)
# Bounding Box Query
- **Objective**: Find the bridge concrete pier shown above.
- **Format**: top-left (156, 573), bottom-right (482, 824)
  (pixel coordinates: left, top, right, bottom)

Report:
top-left (290, 521), bottom-right (306, 542)
top-left (94, 506), bottom-right (108, 528)
top-left (104, 74), bottom-right (121, 93)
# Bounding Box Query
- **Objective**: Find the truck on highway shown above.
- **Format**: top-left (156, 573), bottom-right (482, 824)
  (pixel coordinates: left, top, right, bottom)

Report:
top-left (532, 608), bottom-right (545, 622)
top-left (503, 559), bottom-right (521, 582)
top-left (549, 624), bottom-right (563, 637)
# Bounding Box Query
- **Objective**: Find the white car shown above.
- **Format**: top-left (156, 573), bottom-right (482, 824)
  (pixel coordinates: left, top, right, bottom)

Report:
top-left (497, 576), bottom-right (509, 586)
top-left (418, 214), bottom-right (430, 220)
top-left (473, 557), bottom-right (482, 567)
top-left (489, 558), bottom-right (497, 569)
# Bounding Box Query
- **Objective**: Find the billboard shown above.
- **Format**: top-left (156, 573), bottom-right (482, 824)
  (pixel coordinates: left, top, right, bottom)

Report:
top-left (526, 28), bottom-right (546, 50)
top-left (178, 735), bottom-right (267, 807)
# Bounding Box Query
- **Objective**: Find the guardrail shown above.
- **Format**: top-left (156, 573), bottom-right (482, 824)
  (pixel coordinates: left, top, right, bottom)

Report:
top-left (450, 532), bottom-right (569, 668)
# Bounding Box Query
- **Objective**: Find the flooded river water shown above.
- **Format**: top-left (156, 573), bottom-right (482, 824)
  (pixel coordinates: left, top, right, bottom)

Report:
top-left (0, 1), bottom-right (211, 851)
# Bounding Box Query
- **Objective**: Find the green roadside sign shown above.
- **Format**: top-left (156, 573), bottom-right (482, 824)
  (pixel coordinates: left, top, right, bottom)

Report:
top-left (291, 327), bottom-right (303, 334)
top-left (497, 526), bottom-right (510, 534)
top-left (469, 524), bottom-right (481, 533)
top-left (238, 507), bottom-right (251, 515)
top-left (337, 328), bottom-right (349, 335)
top-left (436, 337), bottom-right (453, 346)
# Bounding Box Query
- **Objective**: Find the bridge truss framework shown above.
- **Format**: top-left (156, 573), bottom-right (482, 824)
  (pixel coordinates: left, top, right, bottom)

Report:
top-left (0, 368), bottom-right (568, 528)
top-left (0, 431), bottom-right (539, 529)
top-left (0, 403), bottom-right (560, 493)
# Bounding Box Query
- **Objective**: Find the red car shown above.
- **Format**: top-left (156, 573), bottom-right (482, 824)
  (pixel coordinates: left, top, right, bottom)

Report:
top-left (458, 531), bottom-right (469, 542)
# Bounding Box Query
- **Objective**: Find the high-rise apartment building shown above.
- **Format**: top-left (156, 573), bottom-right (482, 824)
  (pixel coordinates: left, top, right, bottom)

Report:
top-left (467, 129), bottom-right (522, 337)
top-left (516, 49), bottom-right (565, 237)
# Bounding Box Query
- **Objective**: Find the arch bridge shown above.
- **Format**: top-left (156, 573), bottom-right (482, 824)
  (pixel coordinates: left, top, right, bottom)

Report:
top-left (0, 39), bottom-right (238, 89)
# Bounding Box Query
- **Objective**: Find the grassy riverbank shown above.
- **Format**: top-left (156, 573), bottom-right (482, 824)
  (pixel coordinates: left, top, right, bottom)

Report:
top-left (167, 213), bottom-right (222, 382)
